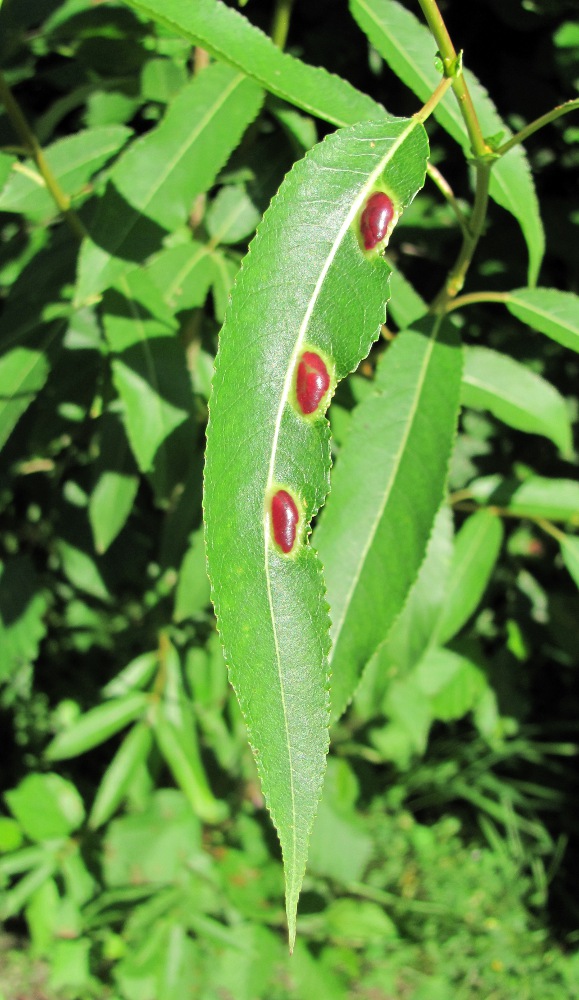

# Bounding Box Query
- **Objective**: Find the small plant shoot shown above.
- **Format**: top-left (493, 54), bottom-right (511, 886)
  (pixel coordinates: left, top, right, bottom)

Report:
top-left (296, 351), bottom-right (331, 415)
top-left (360, 190), bottom-right (396, 249)
top-left (271, 489), bottom-right (299, 553)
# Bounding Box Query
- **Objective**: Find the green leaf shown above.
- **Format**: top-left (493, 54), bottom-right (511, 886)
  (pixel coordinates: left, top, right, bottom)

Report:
top-left (102, 789), bottom-right (201, 886)
top-left (462, 345), bottom-right (573, 457)
top-left (76, 63), bottom-right (263, 300)
top-left (89, 721), bottom-right (154, 830)
top-left (209, 249), bottom-right (240, 323)
top-left (1, 862), bottom-right (57, 922)
top-left (350, 0), bottom-right (544, 283)
top-left (120, 0), bottom-right (383, 127)
top-left (102, 269), bottom-right (194, 498)
top-left (469, 475), bottom-right (579, 523)
top-left (434, 508), bottom-right (504, 645)
top-left (506, 288), bottom-right (579, 353)
top-left (101, 651), bottom-right (159, 699)
top-left (316, 317), bottom-right (462, 722)
top-left (386, 265), bottom-right (427, 328)
top-left (415, 646), bottom-right (487, 722)
top-left (57, 540), bottom-right (111, 602)
top-left (45, 692), bottom-right (149, 761)
top-left (206, 185), bottom-right (262, 246)
top-left (5, 773), bottom-right (85, 842)
top-left (0, 126), bottom-right (132, 219)
top-left (559, 535), bottom-right (579, 589)
top-left (0, 151), bottom-right (15, 192)
top-left (0, 557), bottom-right (49, 683)
top-left (353, 504), bottom-right (454, 719)
top-left (324, 898), bottom-right (398, 944)
top-left (205, 117), bottom-right (429, 946)
top-left (147, 240), bottom-right (214, 312)
top-left (0, 325), bottom-right (62, 452)
top-left (88, 409), bottom-right (140, 554)
top-left (153, 639), bottom-right (226, 824)
top-left (173, 527), bottom-right (211, 623)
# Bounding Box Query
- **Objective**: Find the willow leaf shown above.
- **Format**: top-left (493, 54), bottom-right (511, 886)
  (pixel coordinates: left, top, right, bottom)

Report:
top-left (350, 0), bottom-right (544, 284)
top-left (77, 63), bottom-right (263, 301)
top-left (506, 288), bottom-right (579, 353)
top-left (120, 0), bottom-right (383, 127)
top-left (315, 317), bottom-right (463, 721)
top-left (204, 118), bottom-right (429, 947)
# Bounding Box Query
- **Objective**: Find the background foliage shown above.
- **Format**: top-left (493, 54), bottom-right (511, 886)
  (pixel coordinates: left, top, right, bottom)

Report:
top-left (0, 0), bottom-right (578, 997)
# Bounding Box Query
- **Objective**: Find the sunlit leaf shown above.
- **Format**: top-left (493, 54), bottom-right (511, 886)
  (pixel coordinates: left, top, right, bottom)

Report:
top-left (120, 0), bottom-right (383, 127)
top-left (317, 318), bottom-right (462, 721)
top-left (205, 117), bottom-right (429, 945)
top-left (462, 345), bottom-right (573, 457)
top-left (350, 0), bottom-right (544, 283)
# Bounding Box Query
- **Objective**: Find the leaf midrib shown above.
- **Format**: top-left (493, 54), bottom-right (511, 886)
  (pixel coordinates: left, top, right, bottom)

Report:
top-left (329, 314), bottom-right (443, 661)
top-left (108, 71), bottom-right (248, 259)
top-left (508, 293), bottom-right (578, 338)
top-left (263, 119), bottom-right (420, 881)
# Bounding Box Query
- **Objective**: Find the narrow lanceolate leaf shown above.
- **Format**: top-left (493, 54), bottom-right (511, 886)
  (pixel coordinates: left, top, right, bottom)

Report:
top-left (353, 504), bottom-right (453, 719)
top-left (506, 288), bottom-right (579, 353)
top-left (350, 0), bottom-right (545, 284)
top-left (88, 721), bottom-right (154, 830)
top-left (76, 63), bottom-right (263, 301)
top-left (45, 693), bottom-right (149, 761)
top-left (102, 269), bottom-right (194, 500)
top-left (434, 509), bottom-right (504, 646)
top-left (468, 475), bottom-right (579, 524)
top-left (120, 0), bottom-right (383, 128)
top-left (462, 345), bottom-right (573, 458)
top-left (205, 118), bottom-right (429, 947)
top-left (315, 317), bottom-right (463, 722)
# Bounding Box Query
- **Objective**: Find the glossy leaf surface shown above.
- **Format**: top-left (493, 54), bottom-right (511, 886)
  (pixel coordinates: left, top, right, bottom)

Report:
top-left (205, 117), bottom-right (429, 945)
top-left (120, 0), bottom-right (383, 127)
top-left (462, 345), bottom-right (573, 457)
top-left (350, 0), bottom-right (544, 283)
top-left (316, 317), bottom-right (463, 721)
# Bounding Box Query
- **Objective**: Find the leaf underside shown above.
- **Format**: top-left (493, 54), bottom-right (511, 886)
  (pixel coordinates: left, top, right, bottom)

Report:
top-left (204, 117), bottom-right (429, 946)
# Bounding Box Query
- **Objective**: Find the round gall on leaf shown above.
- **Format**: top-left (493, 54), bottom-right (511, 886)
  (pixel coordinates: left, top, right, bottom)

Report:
top-left (296, 351), bottom-right (331, 415)
top-left (271, 490), bottom-right (299, 553)
top-left (360, 191), bottom-right (395, 250)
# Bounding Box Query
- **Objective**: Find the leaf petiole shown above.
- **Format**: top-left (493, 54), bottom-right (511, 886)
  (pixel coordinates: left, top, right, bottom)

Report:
top-left (414, 74), bottom-right (453, 124)
top-left (496, 98), bottom-right (579, 157)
